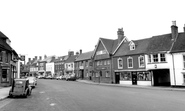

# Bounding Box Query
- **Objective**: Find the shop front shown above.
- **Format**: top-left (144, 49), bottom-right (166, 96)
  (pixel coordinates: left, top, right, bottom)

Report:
top-left (0, 63), bottom-right (12, 87)
top-left (115, 70), bottom-right (152, 86)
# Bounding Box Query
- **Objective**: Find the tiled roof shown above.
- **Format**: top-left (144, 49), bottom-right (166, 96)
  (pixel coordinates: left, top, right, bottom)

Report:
top-left (65, 55), bottom-right (77, 63)
top-left (146, 33), bottom-right (173, 53)
top-left (114, 38), bottom-right (151, 57)
top-left (40, 56), bottom-right (55, 63)
top-left (75, 51), bottom-right (94, 61)
top-left (100, 38), bottom-right (118, 54)
top-left (171, 33), bottom-right (185, 53)
top-left (0, 31), bottom-right (8, 39)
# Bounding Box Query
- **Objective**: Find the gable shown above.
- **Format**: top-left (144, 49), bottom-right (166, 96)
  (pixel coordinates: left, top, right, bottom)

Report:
top-left (94, 40), bottom-right (110, 60)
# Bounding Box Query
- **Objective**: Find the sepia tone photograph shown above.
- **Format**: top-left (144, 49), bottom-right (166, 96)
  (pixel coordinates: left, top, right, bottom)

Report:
top-left (1, 0), bottom-right (185, 111)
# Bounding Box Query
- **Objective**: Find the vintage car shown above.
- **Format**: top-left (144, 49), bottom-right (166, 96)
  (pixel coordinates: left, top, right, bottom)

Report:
top-left (27, 76), bottom-right (37, 88)
top-left (9, 78), bottom-right (32, 98)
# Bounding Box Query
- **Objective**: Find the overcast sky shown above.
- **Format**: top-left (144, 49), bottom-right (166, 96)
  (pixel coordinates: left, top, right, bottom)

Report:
top-left (0, 0), bottom-right (185, 61)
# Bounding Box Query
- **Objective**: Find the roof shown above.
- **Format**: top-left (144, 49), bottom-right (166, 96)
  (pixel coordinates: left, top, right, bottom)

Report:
top-left (0, 38), bottom-right (12, 51)
top-left (54, 55), bottom-right (68, 62)
top-left (40, 56), bottom-right (55, 63)
top-left (0, 31), bottom-right (8, 39)
top-left (146, 33), bottom-right (173, 53)
top-left (75, 51), bottom-right (94, 61)
top-left (114, 38), bottom-right (151, 57)
top-left (171, 33), bottom-right (185, 53)
top-left (65, 55), bottom-right (77, 63)
top-left (100, 38), bottom-right (118, 54)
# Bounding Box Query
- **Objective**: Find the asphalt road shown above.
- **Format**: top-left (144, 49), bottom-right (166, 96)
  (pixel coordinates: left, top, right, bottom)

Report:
top-left (0, 79), bottom-right (185, 111)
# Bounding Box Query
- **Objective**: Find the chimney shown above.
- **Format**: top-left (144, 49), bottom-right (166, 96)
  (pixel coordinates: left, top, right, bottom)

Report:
top-left (76, 52), bottom-right (79, 55)
top-left (44, 55), bottom-right (47, 59)
top-left (39, 56), bottom-right (42, 60)
top-left (80, 49), bottom-right (82, 54)
top-left (68, 51), bottom-right (74, 56)
top-left (35, 56), bottom-right (37, 60)
top-left (117, 28), bottom-right (124, 45)
top-left (171, 21), bottom-right (178, 40)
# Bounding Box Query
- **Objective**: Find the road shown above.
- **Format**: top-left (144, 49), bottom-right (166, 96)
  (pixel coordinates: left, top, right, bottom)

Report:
top-left (0, 79), bottom-right (185, 111)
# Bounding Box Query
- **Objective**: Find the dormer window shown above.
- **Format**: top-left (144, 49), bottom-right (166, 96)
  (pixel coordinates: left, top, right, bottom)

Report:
top-left (129, 41), bottom-right (135, 50)
top-left (130, 45), bottom-right (135, 50)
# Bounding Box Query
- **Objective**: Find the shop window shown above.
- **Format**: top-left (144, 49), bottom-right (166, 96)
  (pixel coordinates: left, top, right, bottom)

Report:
top-left (183, 74), bottom-right (185, 84)
top-left (120, 72), bottom-right (131, 80)
top-left (138, 56), bottom-right (145, 67)
top-left (117, 58), bottom-right (123, 69)
top-left (127, 57), bottom-right (133, 68)
top-left (137, 72), bottom-right (151, 81)
top-left (160, 53), bottom-right (166, 62)
top-left (2, 69), bottom-right (9, 82)
top-left (153, 54), bottom-right (158, 62)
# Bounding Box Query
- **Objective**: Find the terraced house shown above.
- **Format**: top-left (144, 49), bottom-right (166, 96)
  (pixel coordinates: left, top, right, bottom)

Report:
top-left (92, 28), bottom-right (128, 83)
top-left (170, 24), bottom-right (185, 86)
top-left (75, 50), bottom-right (93, 80)
top-left (113, 38), bottom-right (151, 85)
top-left (0, 31), bottom-right (19, 87)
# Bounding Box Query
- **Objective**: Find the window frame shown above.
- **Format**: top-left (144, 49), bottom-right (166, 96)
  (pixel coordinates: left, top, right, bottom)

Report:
top-left (117, 58), bottom-right (123, 69)
top-left (138, 56), bottom-right (145, 68)
top-left (127, 57), bottom-right (133, 68)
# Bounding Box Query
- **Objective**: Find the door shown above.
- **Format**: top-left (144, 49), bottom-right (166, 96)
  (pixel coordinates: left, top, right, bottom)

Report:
top-left (115, 72), bottom-right (120, 84)
top-left (132, 72), bottom-right (137, 85)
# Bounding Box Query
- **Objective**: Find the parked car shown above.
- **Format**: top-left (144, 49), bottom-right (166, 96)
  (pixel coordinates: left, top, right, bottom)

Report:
top-left (27, 77), bottom-right (37, 88)
top-left (56, 76), bottom-right (62, 80)
top-left (66, 74), bottom-right (76, 81)
top-left (61, 75), bottom-right (66, 80)
top-left (46, 75), bottom-right (53, 79)
top-left (9, 78), bottom-right (32, 98)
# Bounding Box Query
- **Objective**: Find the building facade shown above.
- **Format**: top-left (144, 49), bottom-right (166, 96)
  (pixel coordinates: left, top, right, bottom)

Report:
top-left (75, 51), bottom-right (93, 80)
top-left (0, 31), bottom-right (19, 87)
top-left (113, 38), bottom-right (151, 86)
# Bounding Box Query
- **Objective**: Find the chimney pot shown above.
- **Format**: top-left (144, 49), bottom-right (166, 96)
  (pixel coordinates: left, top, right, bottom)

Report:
top-left (172, 21), bottom-right (176, 26)
top-left (117, 28), bottom-right (124, 45)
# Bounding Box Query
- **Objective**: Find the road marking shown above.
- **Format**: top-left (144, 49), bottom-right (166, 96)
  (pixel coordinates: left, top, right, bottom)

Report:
top-left (46, 97), bottom-right (50, 100)
top-left (50, 103), bottom-right (56, 106)
top-left (39, 91), bottom-right (45, 94)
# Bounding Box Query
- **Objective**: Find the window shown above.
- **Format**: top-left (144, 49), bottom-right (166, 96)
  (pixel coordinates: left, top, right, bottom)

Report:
top-left (0, 51), bottom-right (2, 62)
top-left (127, 57), bottom-right (133, 68)
top-left (137, 72), bottom-right (151, 81)
top-left (104, 60), bottom-right (106, 65)
top-left (160, 53), bottom-right (166, 62)
top-left (153, 54), bottom-right (158, 62)
top-left (138, 56), bottom-right (145, 67)
top-left (130, 44), bottom-right (135, 50)
top-left (148, 55), bottom-right (151, 63)
top-left (97, 61), bottom-right (99, 66)
top-left (86, 61), bottom-right (88, 67)
top-left (71, 64), bottom-right (73, 68)
top-left (120, 72), bottom-right (131, 80)
top-left (105, 71), bottom-right (110, 77)
top-left (117, 58), bottom-right (123, 69)
top-left (183, 55), bottom-right (185, 69)
top-left (107, 60), bottom-right (110, 65)
top-left (100, 61), bottom-right (102, 65)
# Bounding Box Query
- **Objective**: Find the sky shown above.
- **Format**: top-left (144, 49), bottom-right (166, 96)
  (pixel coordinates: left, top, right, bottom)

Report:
top-left (0, 0), bottom-right (185, 62)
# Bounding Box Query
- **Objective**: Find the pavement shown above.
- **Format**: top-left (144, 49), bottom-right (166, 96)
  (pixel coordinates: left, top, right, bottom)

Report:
top-left (76, 79), bottom-right (185, 91)
top-left (0, 87), bottom-right (11, 101)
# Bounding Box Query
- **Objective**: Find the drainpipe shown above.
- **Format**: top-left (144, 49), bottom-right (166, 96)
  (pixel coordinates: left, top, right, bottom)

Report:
top-left (172, 54), bottom-right (176, 86)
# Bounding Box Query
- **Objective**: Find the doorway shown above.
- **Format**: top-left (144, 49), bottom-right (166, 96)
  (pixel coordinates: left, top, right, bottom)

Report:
top-left (115, 72), bottom-right (120, 84)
